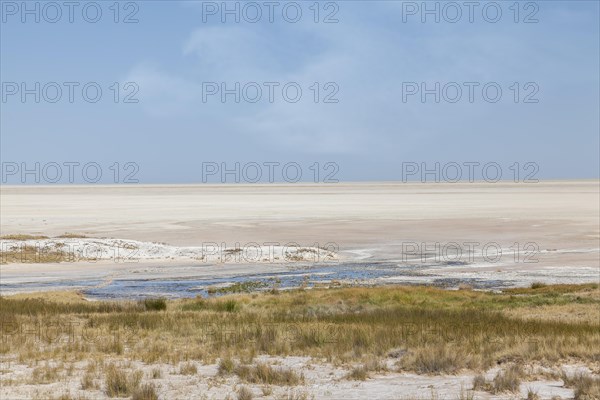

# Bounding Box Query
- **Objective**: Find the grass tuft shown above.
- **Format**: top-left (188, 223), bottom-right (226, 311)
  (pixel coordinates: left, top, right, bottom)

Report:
top-left (346, 366), bottom-right (368, 380)
top-left (472, 374), bottom-right (486, 390)
top-left (492, 364), bottom-right (522, 393)
top-left (104, 364), bottom-right (143, 397)
top-left (562, 372), bottom-right (600, 400)
top-left (132, 383), bottom-right (159, 400)
top-left (0, 234), bottom-right (49, 240)
top-left (57, 233), bottom-right (89, 238)
top-left (402, 346), bottom-right (465, 374)
top-left (530, 282), bottom-right (548, 289)
top-left (526, 387), bottom-right (540, 400)
top-left (142, 298), bottom-right (167, 311)
top-left (31, 363), bottom-right (60, 384)
top-left (234, 363), bottom-right (303, 385)
top-left (237, 386), bottom-right (253, 400)
top-left (178, 362), bottom-right (197, 375)
top-left (218, 357), bottom-right (235, 375)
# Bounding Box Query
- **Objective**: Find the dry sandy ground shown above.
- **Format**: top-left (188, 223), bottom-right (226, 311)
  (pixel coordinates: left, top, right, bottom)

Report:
top-left (1, 182), bottom-right (598, 251)
top-left (0, 355), bottom-right (591, 400)
top-left (0, 181), bottom-right (600, 253)
top-left (1, 181), bottom-right (598, 293)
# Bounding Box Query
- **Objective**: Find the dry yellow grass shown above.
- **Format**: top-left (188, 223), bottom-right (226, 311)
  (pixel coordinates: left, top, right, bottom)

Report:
top-left (0, 284), bottom-right (598, 384)
top-left (504, 303), bottom-right (600, 324)
top-left (0, 233), bottom-right (90, 264)
top-left (6, 290), bottom-right (87, 303)
top-left (0, 234), bottom-right (49, 240)
top-left (0, 244), bottom-right (70, 264)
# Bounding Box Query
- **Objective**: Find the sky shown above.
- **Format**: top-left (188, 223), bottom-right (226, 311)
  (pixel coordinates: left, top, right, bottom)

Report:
top-left (1, 0), bottom-right (599, 184)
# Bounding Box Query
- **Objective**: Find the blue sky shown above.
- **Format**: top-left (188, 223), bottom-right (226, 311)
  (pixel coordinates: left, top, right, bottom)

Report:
top-left (1, 1), bottom-right (599, 183)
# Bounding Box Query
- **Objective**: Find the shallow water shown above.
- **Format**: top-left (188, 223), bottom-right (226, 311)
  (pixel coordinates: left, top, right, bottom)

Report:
top-left (71, 262), bottom-right (512, 300)
top-left (7, 258), bottom-right (596, 299)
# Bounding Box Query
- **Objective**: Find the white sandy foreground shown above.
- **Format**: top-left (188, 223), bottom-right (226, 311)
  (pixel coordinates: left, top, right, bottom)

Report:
top-left (0, 355), bottom-right (592, 400)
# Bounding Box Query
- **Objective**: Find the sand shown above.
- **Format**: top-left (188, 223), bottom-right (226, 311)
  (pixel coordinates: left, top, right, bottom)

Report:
top-left (1, 181), bottom-right (597, 250)
top-left (0, 355), bottom-right (590, 400)
top-left (1, 181), bottom-right (598, 295)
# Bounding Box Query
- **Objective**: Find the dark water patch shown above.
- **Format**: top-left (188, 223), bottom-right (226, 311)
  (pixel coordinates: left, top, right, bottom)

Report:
top-left (444, 261), bottom-right (470, 266)
top-left (432, 277), bottom-right (511, 289)
top-left (83, 262), bottom-right (407, 300)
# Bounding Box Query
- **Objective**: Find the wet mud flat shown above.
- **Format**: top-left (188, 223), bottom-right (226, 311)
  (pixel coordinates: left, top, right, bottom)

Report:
top-left (5, 260), bottom-right (595, 300)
